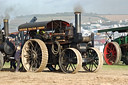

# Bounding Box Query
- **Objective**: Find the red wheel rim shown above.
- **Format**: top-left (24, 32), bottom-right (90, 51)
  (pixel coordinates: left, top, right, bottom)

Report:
top-left (104, 43), bottom-right (117, 65)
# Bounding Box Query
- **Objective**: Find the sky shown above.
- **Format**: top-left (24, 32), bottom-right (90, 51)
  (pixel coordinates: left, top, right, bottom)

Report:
top-left (0, 0), bottom-right (128, 18)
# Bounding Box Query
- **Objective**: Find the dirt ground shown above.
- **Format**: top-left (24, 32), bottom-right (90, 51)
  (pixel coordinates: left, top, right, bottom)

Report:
top-left (0, 66), bottom-right (128, 85)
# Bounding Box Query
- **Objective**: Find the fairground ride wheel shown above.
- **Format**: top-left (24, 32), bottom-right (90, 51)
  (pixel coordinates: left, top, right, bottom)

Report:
top-left (104, 42), bottom-right (121, 65)
top-left (82, 47), bottom-right (103, 72)
top-left (22, 39), bottom-right (48, 72)
top-left (0, 52), bottom-right (4, 70)
top-left (59, 48), bottom-right (82, 74)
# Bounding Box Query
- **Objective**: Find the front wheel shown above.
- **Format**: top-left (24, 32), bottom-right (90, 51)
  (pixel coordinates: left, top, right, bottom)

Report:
top-left (59, 48), bottom-right (82, 74)
top-left (82, 47), bottom-right (103, 72)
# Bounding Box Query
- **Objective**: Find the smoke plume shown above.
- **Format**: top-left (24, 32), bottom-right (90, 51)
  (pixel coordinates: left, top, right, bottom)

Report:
top-left (4, 7), bottom-right (15, 19)
top-left (74, 4), bottom-right (84, 13)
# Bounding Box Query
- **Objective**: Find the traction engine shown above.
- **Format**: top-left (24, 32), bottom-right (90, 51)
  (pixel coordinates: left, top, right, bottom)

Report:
top-left (18, 12), bottom-right (103, 73)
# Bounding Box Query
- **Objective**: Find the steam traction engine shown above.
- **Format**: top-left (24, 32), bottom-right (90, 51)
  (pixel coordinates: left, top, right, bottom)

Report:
top-left (98, 26), bottom-right (128, 65)
top-left (0, 17), bottom-right (37, 70)
top-left (19, 12), bottom-right (103, 73)
top-left (0, 19), bottom-right (17, 70)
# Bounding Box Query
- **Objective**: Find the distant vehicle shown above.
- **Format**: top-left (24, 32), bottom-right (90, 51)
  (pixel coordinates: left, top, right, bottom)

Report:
top-left (98, 26), bottom-right (128, 65)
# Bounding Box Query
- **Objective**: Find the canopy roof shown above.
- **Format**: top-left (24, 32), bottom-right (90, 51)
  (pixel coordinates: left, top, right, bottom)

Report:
top-left (98, 26), bottom-right (128, 33)
top-left (18, 20), bottom-right (70, 31)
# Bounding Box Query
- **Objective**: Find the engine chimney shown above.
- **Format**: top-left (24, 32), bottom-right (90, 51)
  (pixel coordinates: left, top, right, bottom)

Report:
top-left (74, 12), bottom-right (82, 43)
top-left (74, 12), bottom-right (81, 33)
top-left (3, 19), bottom-right (9, 38)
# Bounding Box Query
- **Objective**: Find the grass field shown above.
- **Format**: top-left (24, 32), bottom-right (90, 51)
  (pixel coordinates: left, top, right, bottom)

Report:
top-left (3, 62), bottom-right (128, 71)
top-left (102, 64), bottom-right (128, 70)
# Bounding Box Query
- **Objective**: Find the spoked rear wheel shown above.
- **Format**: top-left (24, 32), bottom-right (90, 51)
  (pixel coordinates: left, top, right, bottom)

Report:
top-left (82, 47), bottom-right (103, 72)
top-left (22, 39), bottom-right (48, 72)
top-left (104, 42), bottom-right (121, 65)
top-left (59, 48), bottom-right (82, 74)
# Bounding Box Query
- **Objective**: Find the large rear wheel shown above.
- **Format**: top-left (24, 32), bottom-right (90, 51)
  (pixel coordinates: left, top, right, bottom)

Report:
top-left (22, 39), bottom-right (48, 72)
top-left (59, 48), bottom-right (82, 74)
top-left (104, 42), bottom-right (121, 65)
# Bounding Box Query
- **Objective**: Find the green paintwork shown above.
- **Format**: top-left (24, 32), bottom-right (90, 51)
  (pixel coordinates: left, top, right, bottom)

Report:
top-left (98, 26), bottom-right (128, 33)
top-left (97, 26), bottom-right (128, 45)
top-left (113, 36), bottom-right (128, 45)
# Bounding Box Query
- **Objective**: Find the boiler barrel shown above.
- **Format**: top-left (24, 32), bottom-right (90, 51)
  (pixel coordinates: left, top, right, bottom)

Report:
top-left (0, 40), bottom-right (15, 55)
top-left (4, 40), bottom-right (15, 55)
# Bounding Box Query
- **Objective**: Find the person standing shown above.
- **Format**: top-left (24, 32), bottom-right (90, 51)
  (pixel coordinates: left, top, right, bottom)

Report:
top-left (14, 46), bottom-right (21, 72)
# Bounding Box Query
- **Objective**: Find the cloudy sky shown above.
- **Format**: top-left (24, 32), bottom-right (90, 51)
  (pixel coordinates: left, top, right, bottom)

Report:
top-left (0, 0), bottom-right (128, 17)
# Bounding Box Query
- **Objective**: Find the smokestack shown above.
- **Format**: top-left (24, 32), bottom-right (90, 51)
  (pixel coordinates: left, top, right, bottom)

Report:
top-left (73, 12), bottom-right (82, 43)
top-left (74, 12), bottom-right (81, 33)
top-left (3, 19), bottom-right (9, 38)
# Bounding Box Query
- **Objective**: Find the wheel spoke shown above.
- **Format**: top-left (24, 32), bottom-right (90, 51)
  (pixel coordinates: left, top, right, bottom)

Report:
top-left (29, 41), bottom-right (34, 48)
top-left (107, 47), bottom-right (111, 51)
top-left (72, 64), bottom-right (76, 70)
top-left (34, 61), bottom-right (38, 69)
top-left (34, 43), bottom-right (38, 50)
top-left (93, 61), bottom-right (98, 68)
top-left (70, 63), bottom-right (75, 71)
top-left (65, 63), bottom-right (69, 71)
top-left (108, 56), bottom-right (114, 62)
top-left (67, 63), bottom-right (71, 71)
top-left (37, 48), bottom-right (41, 54)
top-left (29, 60), bottom-right (33, 70)
top-left (89, 62), bottom-right (92, 71)
top-left (37, 53), bottom-right (42, 57)
top-left (83, 65), bottom-right (89, 71)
